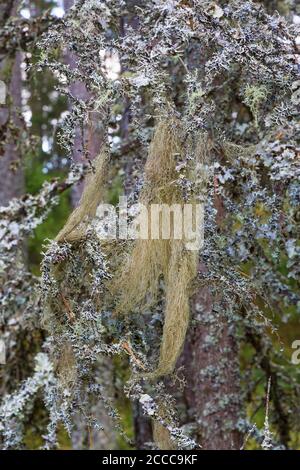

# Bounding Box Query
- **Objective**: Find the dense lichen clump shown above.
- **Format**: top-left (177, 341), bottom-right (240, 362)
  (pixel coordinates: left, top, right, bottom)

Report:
top-left (0, 0), bottom-right (300, 450)
top-left (113, 119), bottom-right (208, 378)
top-left (55, 150), bottom-right (109, 243)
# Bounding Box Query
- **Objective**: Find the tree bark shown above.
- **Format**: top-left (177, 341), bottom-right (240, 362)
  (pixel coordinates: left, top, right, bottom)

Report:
top-left (64, 0), bottom-right (103, 207)
top-left (0, 1), bottom-right (23, 206)
top-left (183, 277), bottom-right (243, 449)
top-left (133, 403), bottom-right (153, 450)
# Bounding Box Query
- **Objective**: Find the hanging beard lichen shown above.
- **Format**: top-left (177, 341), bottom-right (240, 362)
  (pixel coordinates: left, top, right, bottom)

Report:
top-left (112, 119), bottom-right (210, 378)
top-left (56, 149), bottom-right (109, 244)
top-left (42, 148), bottom-right (110, 385)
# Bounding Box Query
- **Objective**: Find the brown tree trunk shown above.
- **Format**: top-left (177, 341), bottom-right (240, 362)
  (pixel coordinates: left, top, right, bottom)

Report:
top-left (133, 404), bottom-right (153, 450)
top-left (182, 173), bottom-right (243, 449)
top-left (180, 137), bottom-right (244, 450)
top-left (183, 277), bottom-right (243, 449)
top-left (64, 0), bottom-right (103, 207)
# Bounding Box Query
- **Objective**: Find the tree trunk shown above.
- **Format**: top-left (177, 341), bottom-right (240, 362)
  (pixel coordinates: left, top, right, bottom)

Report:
top-left (133, 404), bottom-right (153, 450)
top-left (183, 277), bottom-right (243, 449)
top-left (63, 0), bottom-right (104, 207)
top-left (0, 1), bottom-right (23, 206)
